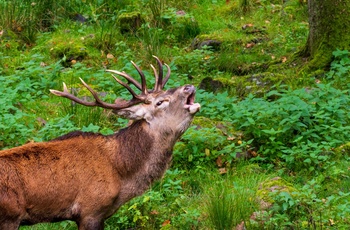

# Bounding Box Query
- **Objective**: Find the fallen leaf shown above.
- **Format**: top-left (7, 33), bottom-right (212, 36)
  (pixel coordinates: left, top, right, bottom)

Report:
top-left (162, 219), bottom-right (171, 227)
top-left (246, 43), bottom-right (255, 48)
top-left (219, 168), bottom-right (227, 174)
top-left (107, 53), bottom-right (115, 59)
top-left (204, 55), bottom-right (211, 60)
top-left (242, 23), bottom-right (254, 29)
top-left (216, 155), bottom-right (223, 167)
top-left (102, 60), bottom-right (109, 68)
top-left (249, 150), bottom-right (258, 157)
top-left (150, 210), bottom-right (159, 215)
top-left (281, 56), bottom-right (287, 62)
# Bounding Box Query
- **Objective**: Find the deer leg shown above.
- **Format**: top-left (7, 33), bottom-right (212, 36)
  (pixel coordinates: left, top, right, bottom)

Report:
top-left (78, 217), bottom-right (104, 230)
top-left (0, 206), bottom-right (21, 230)
top-left (0, 221), bottom-right (20, 230)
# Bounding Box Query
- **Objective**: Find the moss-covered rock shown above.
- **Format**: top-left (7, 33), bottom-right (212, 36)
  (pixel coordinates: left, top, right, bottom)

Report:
top-left (198, 77), bottom-right (225, 93)
top-left (256, 177), bottom-right (296, 209)
top-left (335, 142), bottom-right (350, 155)
top-left (235, 72), bottom-right (286, 97)
top-left (48, 37), bottom-right (88, 65)
top-left (199, 72), bottom-right (286, 97)
top-left (118, 11), bottom-right (143, 34)
top-left (191, 34), bottom-right (222, 50)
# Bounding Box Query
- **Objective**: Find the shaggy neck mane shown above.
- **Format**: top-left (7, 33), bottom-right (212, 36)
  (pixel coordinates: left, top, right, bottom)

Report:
top-left (52, 120), bottom-right (173, 178)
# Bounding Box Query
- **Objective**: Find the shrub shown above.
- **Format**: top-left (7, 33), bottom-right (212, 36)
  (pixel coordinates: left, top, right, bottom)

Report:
top-left (231, 83), bottom-right (350, 172)
top-left (195, 82), bottom-right (350, 173)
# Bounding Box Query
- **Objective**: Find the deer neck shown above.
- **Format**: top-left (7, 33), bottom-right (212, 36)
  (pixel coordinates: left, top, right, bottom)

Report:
top-left (111, 120), bottom-right (178, 205)
top-left (113, 120), bottom-right (177, 178)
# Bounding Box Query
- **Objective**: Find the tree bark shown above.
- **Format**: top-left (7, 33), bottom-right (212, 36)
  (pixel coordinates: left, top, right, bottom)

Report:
top-left (300, 0), bottom-right (350, 71)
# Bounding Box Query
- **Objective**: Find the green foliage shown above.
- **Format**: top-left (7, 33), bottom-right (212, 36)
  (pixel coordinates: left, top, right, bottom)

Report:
top-left (226, 83), bottom-right (350, 172)
top-left (0, 55), bottom-right (62, 147)
top-left (106, 169), bottom-right (200, 229)
top-left (174, 126), bottom-right (227, 169)
top-left (162, 8), bottom-right (201, 42)
top-left (173, 48), bottom-right (214, 77)
top-left (266, 178), bottom-right (350, 229)
top-left (326, 49), bottom-right (350, 88)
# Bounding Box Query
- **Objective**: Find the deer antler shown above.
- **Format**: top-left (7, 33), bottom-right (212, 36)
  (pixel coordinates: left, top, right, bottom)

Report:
top-left (50, 56), bottom-right (170, 110)
top-left (151, 55), bottom-right (171, 92)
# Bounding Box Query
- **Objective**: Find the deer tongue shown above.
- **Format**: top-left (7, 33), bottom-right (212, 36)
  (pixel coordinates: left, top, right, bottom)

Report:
top-left (184, 102), bottom-right (201, 114)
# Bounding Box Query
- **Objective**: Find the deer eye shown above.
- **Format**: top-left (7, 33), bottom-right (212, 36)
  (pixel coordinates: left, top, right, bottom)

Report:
top-left (156, 101), bottom-right (163, 106)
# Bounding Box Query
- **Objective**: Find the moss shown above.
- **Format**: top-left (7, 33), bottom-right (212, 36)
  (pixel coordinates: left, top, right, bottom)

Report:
top-left (48, 37), bottom-right (88, 65)
top-left (335, 142), bottom-right (350, 155)
top-left (256, 177), bottom-right (296, 207)
top-left (300, 0), bottom-right (350, 72)
top-left (192, 116), bottom-right (217, 129)
top-left (118, 11), bottom-right (143, 34)
top-left (200, 72), bottom-right (286, 97)
top-left (216, 1), bottom-right (239, 16)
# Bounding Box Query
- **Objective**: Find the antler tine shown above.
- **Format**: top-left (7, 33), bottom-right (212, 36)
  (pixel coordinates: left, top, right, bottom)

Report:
top-left (150, 64), bottom-right (159, 90)
top-left (50, 78), bottom-right (143, 110)
top-left (110, 74), bottom-right (147, 101)
top-left (152, 55), bottom-right (163, 92)
top-left (131, 61), bottom-right (148, 95)
top-left (162, 63), bottom-right (171, 88)
top-left (106, 70), bottom-right (142, 91)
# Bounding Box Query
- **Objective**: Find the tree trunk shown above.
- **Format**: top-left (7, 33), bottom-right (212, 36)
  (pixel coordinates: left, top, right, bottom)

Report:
top-left (301, 0), bottom-right (350, 71)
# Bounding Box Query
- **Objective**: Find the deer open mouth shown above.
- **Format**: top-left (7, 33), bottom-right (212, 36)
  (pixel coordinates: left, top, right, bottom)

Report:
top-left (186, 92), bottom-right (195, 105)
top-left (184, 86), bottom-right (201, 114)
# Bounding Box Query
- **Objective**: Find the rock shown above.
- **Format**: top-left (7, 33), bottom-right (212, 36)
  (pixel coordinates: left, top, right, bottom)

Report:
top-left (118, 12), bottom-right (143, 34)
top-left (199, 77), bottom-right (225, 93)
top-left (191, 36), bottom-right (222, 50)
top-left (256, 176), bottom-right (296, 210)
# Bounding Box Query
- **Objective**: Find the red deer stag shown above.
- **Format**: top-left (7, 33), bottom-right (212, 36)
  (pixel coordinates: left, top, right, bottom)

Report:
top-left (0, 56), bottom-right (200, 230)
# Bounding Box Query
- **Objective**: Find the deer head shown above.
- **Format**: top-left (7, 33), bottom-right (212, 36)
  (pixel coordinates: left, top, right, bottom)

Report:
top-left (50, 56), bottom-right (201, 136)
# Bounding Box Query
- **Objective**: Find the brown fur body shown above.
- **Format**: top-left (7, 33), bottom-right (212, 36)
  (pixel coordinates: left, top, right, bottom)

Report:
top-left (0, 120), bottom-right (175, 228)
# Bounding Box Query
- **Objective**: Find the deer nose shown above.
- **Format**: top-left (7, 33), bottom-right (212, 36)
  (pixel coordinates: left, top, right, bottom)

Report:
top-left (184, 85), bottom-right (195, 93)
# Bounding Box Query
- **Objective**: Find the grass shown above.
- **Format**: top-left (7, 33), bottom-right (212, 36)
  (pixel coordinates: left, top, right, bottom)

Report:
top-left (204, 164), bottom-right (267, 229)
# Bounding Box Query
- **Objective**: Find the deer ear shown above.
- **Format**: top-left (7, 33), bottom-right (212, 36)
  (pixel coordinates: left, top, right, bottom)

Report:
top-left (113, 105), bottom-right (154, 122)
